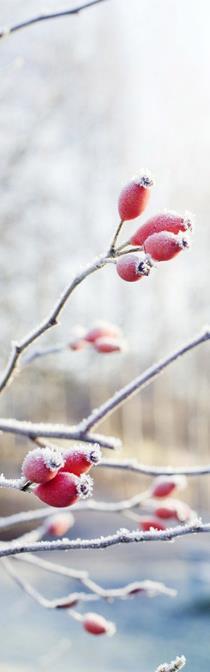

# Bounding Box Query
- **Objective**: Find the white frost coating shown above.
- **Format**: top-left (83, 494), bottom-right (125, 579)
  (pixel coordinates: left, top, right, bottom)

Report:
top-left (0, 473), bottom-right (26, 490)
top-left (156, 655), bottom-right (186, 672)
top-left (22, 447), bottom-right (64, 472)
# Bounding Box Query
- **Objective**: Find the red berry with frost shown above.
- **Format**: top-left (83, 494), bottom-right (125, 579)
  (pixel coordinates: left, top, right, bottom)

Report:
top-left (139, 518), bottom-right (166, 532)
top-left (22, 447), bottom-right (64, 484)
top-left (45, 512), bottom-right (75, 536)
top-left (85, 321), bottom-right (122, 343)
top-left (34, 472), bottom-right (93, 507)
top-left (82, 612), bottom-right (116, 636)
top-left (130, 211), bottom-right (193, 246)
top-left (118, 172), bottom-right (154, 221)
top-left (150, 475), bottom-right (187, 499)
top-left (116, 253), bottom-right (152, 282)
top-left (60, 445), bottom-right (101, 476)
top-left (93, 337), bottom-right (126, 353)
top-left (154, 499), bottom-right (192, 523)
top-left (144, 231), bottom-right (189, 261)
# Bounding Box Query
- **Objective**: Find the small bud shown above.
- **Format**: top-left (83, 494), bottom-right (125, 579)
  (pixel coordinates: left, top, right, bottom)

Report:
top-left (118, 171), bottom-right (154, 221)
top-left (22, 447), bottom-right (64, 484)
top-left (82, 612), bottom-right (116, 636)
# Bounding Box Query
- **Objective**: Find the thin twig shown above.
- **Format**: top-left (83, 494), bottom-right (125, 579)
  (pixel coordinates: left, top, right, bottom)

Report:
top-left (0, 418), bottom-right (120, 450)
top-left (155, 656), bottom-right (186, 672)
top-left (99, 457), bottom-right (210, 477)
top-left (0, 254), bottom-right (110, 394)
top-left (13, 553), bottom-right (176, 600)
top-left (0, 520), bottom-right (209, 558)
top-left (79, 327), bottom-right (210, 432)
top-left (0, 0), bottom-right (109, 39)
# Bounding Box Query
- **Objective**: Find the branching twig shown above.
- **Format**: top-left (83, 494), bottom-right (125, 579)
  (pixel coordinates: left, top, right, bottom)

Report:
top-left (0, 0), bottom-right (109, 39)
top-left (0, 254), bottom-right (111, 394)
top-left (0, 520), bottom-right (209, 558)
top-left (79, 327), bottom-right (210, 432)
top-left (0, 418), bottom-right (119, 450)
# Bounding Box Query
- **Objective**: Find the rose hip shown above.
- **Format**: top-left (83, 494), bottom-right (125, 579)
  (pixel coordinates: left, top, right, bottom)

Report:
top-left (118, 172), bottom-right (154, 221)
top-left (130, 211), bottom-right (193, 246)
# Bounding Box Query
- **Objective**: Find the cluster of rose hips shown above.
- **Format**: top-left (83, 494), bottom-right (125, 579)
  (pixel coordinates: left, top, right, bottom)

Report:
top-left (137, 475), bottom-right (195, 531)
top-left (69, 320), bottom-right (126, 354)
top-left (115, 172), bottom-right (193, 282)
top-left (22, 444), bottom-right (101, 507)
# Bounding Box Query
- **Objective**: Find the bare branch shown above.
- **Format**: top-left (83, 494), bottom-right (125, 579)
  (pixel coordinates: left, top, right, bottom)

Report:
top-left (0, 520), bottom-right (210, 558)
top-left (0, 254), bottom-right (110, 394)
top-left (0, 474), bottom-right (27, 490)
top-left (0, 0), bottom-right (109, 39)
top-left (99, 457), bottom-right (210, 477)
top-left (0, 417), bottom-right (120, 450)
top-left (79, 327), bottom-right (210, 432)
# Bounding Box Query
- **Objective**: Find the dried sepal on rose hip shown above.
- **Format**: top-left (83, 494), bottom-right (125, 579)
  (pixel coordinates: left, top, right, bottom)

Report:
top-left (138, 517), bottom-right (166, 532)
top-left (144, 231), bottom-right (189, 262)
top-left (149, 475), bottom-right (187, 499)
top-left (116, 253), bottom-right (152, 282)
top-left (118, 171), bottom-right (154, 221)
top-left (93, 337), bottom-right (126, 353)
top-left (34, 472), bottom-right (93, 507)
top-left (44, 512), bottom-right (75, 536)
top-left (82, 612), bottom-right (116, 636)
top-left (84, 321), bottom-right (122, 344)
top-left (130, 210), bottom-right (193, 246)
top-left (60, 444), bottom-right (101, 476)
top-left (22, 447), bottom-right (64, 483)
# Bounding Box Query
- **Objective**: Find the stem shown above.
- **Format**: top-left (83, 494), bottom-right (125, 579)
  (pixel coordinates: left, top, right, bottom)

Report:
top-left (99, 458), bottom-right (210, 477)
top-left (0, 254), bottom-right (109, 394)
top-left (79, 327), bottom-right (210, 432)
top-left (0, 0), bottom-right (110, 39)
top-left (0, 418), bottom-right (120, 450)
top-left (109, 220), bottom-right (124, 254)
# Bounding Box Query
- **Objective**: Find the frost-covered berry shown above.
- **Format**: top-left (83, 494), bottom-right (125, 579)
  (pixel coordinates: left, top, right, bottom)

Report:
top-left (116, 253), bottom-right (152, 282)
top-left (84, 321), bottom-right (122, 343)
top-left (118, 172), bottom-right (154, 221)
top-left (68, 338), bottom-right (87, 351)
top-left (34, 472), bottom-right (93, 507)
top-left (60, 445), bottom-right (101, 476)
top-left (154, 500), bottom-right (192, 523)
top-left (139, 518), bottom-right (166, 532)
top-left (22, 447), bottom-right (64, 484)
top-left (82, 612), bottom-right (116, 636)
top-left (45, 512), bottom-right (75, 536)
top-left (130, 211), bottom-right (193, 246)
top-left (150, 476), bottom-right (187, 499)
top-left (144, 231), bottom-right (189, 261)
top-left (93, 337), bottom-right (126, 353)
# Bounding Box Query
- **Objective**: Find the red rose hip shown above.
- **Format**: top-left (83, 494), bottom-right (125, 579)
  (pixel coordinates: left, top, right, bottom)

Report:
top-left (84, 321), bottom-right (122, 343)
top-left (82, 612), bottom-right (116, 636)
top-left (139, 518), bottom-right (166, 532)
top-left (130, 211), bottom-right (193, 246)
top-left (34, 472), bottom-right (93, 507)
top-left (116, 253), bottom-right (152, 282)
top-left (144, 231), bottom-right (189, 261)
top-left (118, 172), bottom-right (154, 221)
top-left (60, 445), bottom-right (101, 476)
top-left (150, 476), bottom-right (187, 498)
top-left (22, 447), bottom-right (64, 483)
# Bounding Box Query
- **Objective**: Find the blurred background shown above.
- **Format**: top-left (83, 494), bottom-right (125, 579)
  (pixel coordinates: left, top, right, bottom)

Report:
top-left (0, 1), bottom-right (210, 670)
